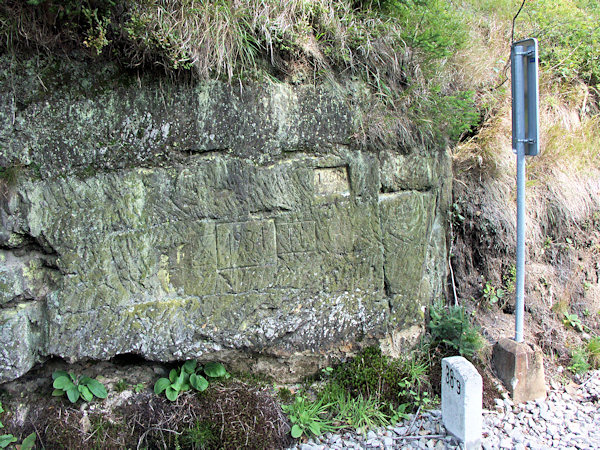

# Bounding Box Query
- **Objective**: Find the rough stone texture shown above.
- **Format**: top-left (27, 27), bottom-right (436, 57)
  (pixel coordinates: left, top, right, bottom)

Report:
top-left (492, 338), bottom-right (547, 404)
top-left (0, 55), bottom-right (451, 382)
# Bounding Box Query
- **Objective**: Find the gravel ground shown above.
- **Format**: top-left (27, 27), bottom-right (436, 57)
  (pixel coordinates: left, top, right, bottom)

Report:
top-left (288, 370), bottom-right (600, 449)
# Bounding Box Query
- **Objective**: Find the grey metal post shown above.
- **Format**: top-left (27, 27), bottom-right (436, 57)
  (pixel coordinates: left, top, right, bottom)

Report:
top-left (512, 45), bottom-right (526, 343)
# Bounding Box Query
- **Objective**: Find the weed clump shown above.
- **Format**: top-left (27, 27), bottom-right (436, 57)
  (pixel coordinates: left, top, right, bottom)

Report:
top-left (280, 347), bottom-right (430, 439)
top-left (331, 346), bottom-right (429, 411)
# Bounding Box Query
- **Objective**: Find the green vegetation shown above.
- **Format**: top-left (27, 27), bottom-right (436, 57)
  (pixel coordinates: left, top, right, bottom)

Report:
top-left (115, 378), bottom-right (128, 392)
top-left (568, 347), bottom-right (591, 374)
top-left (482, 280), bottom-right (506, 309)
top-left (428, 304), bottom-right (484, 359)
top-left (331, 346), bottom-right (430, 412)
top-left (51, 371), bottom-right (108, 403)
top-left (0, 0), bottom-right (480, 149)
top-left (587, 336), bottom-right (600, 368)
top-left (277, 346), bottom-right (432, 440)
top-left (563, 313), bottom-right (585, 332)
top-left (282, 395), bottom-right (337, 439)
top-left (0, 401), bottom-right (16, 449)
top-left (0, 402), bottom-right (35, 450)
top-left (568, 336), bottom-right (600, 374)
top-left (0, 0), bottom-right (466, 77)
top-left (154, 360), bottom-right (229, 401)
top-left (179, 419), bottom-right (219, 449)
top-left (529, 0), bottom-right (600, 84)
top-left (277, 305), bottom-right (485, 441)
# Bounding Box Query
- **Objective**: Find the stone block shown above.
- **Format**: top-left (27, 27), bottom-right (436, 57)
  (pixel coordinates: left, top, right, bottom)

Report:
top-left (441, 356), bottom-right (482, 450)
top-left (492, 338), bottom-right (546, 404)
top-left (0, 56), bottom-right (452, 382)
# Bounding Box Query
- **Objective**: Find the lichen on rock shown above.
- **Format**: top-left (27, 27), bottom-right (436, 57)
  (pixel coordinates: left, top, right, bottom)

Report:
top-left (0, 55), bottom-right (450, 383)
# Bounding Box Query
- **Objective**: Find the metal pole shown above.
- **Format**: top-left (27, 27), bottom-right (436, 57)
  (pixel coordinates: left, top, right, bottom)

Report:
top-left (515, 137), bottom-right (526, 343)
top-left (512, 47), bottom-right (526, 343)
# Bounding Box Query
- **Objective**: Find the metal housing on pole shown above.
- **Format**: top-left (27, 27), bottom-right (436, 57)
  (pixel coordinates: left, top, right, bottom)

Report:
top-left (511, 38), bottom-right (539, 343)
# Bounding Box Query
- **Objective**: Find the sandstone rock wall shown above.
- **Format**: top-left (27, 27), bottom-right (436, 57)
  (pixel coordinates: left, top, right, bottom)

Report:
top-left (0, 56), bottom-right (451, 382)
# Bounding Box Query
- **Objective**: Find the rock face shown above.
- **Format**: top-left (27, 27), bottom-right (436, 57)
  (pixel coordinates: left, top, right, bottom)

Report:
top-left (0, 55), bottom-right (451, 383)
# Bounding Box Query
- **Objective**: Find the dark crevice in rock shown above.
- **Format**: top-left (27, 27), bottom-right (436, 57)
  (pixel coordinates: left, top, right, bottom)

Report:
top-left (175, 147), bottom-right (231, 159)
top-left (379, 185), bottom-right (433, 194)
top-left (383, 277), bottom-right (393, 309)
top-left (0, 233), bottom-right (56, 257)
top-left (109, 353), bottom-right (157, 367)
top-left (0, 295), bottom-right (41, 309)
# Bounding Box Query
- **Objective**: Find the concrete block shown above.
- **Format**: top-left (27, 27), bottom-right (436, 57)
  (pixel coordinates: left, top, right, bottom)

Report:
top-left (492, 337), bottom-right (546, 404)
top-left (442, 356), bottom-right (482, 449)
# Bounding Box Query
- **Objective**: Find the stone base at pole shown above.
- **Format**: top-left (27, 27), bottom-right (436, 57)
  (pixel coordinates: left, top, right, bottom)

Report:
top-left (492, 338), bottom-right (546, 404)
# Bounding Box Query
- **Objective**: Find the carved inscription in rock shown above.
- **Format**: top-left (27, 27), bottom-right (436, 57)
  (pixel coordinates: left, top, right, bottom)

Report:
top-left (276, 221), bottom-right (317, 255)
top-left (216, 220), bottom-right (277, 293)
top-left (216, 220), bottom-right (277, 269)
top-left (314, 167), bottom-right (349, 196)
top-left (165, 222), bottom-right (217, 296)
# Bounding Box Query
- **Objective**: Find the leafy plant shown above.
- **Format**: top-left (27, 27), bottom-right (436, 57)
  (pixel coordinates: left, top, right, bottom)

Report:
top-left (482, 281), bottom-right (506, 308)
top-left (52, 371), bottom-right (108, 403)
top-left (321, 366), bottom-right (334, 376)
top-left (0, 401), bottom-right (16, 449)
top-left (154, 360), bottom-right (229, 401)
top-left (18, 433), bottom-right (36, 450)
top-left (281, 395), bottom-right (336, 439)
top-left (428, 304), bottom-right (484, 359)
top-left (0, 402), bottom-right (36, 449)
top-left (397, 378), bottom-right (430, 409)
top-left (503, 265), bottom-right (517, 294)
top-left (388, 402), bottom-right (410, 423)
top-left (450, 201), bottom-right (466, 226)
top-left (563, 313), bottom-right (584, 332)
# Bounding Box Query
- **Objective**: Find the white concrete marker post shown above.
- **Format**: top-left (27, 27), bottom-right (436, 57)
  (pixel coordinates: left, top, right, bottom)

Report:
top-left (442, 356), bottom-right (482, 449)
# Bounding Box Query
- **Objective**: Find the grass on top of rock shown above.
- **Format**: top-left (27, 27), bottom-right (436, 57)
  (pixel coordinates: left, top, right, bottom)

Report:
top-left (0, 0), bottom-right (480, 150)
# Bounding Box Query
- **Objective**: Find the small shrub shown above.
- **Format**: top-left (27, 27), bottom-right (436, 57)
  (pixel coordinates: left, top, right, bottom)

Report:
top-left (568, 347), bottom-right (590, 374)
top-left (428, 304), bottom-right (484, 359)
top-left (482, 281), bottom-right (506, 308)
top-left (529, 0), bottom-right (600, 84)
